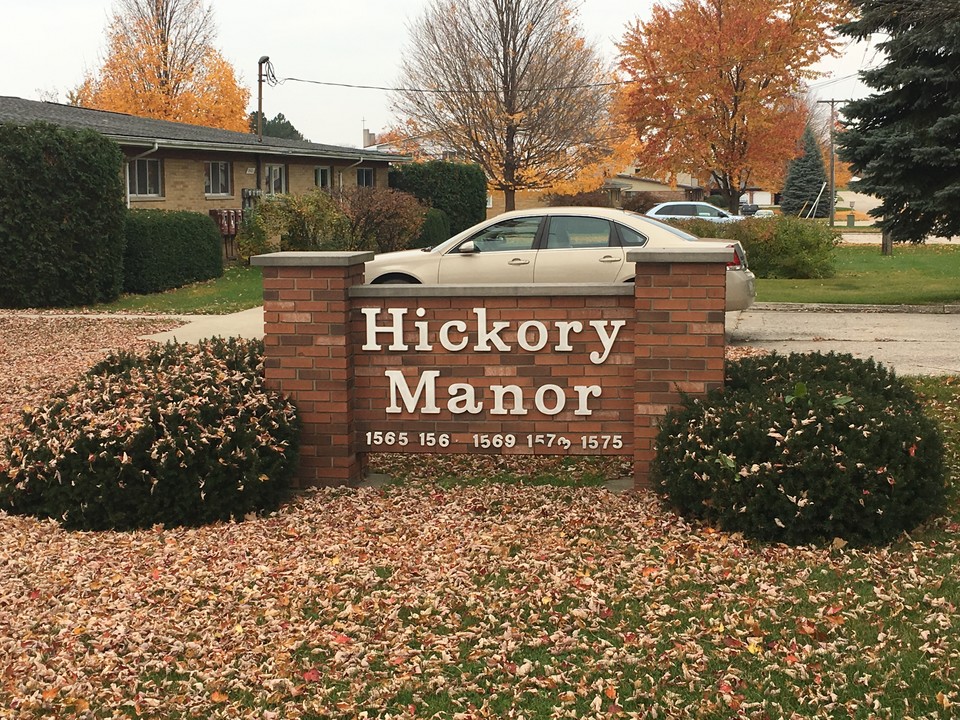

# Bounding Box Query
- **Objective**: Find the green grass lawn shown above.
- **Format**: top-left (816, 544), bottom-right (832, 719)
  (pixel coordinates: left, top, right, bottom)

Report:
top-left (758, 244), bottom-right (960, 305)
top-left (77, 244), bottom-right (960, 315)
top-left (89, 265), bottom-right (264, 315)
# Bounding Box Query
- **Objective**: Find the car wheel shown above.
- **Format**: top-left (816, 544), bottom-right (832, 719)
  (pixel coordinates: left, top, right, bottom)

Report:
top-left (375, 276), bottom-right (420, 284)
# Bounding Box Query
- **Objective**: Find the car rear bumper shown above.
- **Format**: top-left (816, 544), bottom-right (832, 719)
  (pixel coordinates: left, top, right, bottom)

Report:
top-left (726, 269), bottom-right (756, 311)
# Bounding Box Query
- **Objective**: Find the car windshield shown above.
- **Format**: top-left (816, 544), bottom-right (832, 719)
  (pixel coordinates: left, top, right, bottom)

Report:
top-left (624, 211), bottom-right (699, 241)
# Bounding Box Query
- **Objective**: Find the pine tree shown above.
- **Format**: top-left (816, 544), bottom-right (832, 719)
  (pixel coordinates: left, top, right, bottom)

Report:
top-left (838, 0), bottom-right (960, 242)
top-left (248, 112), bottom-right (307, 142)
top-left (780, 124), bottom-right (829, 217)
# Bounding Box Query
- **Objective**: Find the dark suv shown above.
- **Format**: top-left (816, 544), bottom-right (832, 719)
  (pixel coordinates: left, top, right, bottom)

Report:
top-left (739, 203), bottom-right (760, 216)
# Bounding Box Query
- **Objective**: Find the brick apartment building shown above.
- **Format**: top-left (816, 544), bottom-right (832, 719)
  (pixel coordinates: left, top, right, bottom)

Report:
top-left (0, 96), bottom-right (405, 214)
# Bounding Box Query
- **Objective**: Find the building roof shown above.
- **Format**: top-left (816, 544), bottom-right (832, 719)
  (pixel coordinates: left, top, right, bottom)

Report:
top-left (0, 96), bottom-right (406, 163)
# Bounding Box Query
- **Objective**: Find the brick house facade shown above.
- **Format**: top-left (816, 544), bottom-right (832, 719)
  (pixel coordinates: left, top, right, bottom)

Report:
top-left (0, 96), bottom-right (404, 214)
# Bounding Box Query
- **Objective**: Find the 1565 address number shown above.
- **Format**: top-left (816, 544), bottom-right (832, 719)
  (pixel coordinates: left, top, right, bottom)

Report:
top-left (365, 431), bottom-right (450, 448)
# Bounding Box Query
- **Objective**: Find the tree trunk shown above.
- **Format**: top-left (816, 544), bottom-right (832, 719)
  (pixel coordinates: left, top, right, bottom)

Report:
top-left (881, 228), bottom-right (894, 256)
top-left (503, 122), bottom-right (517, 213)
top-left (722, 189), bottom-right (739, 214)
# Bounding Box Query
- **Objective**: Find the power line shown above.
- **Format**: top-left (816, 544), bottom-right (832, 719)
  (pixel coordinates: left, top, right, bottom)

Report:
top-left (265, 47), bottom-right (847, 98)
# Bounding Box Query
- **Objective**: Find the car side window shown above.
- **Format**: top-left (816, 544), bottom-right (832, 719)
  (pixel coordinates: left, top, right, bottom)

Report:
top-left (615, 223), bottom-right (648, 247)
top-left (697, 205), bottom-right (724, 218)
top-left (463, 217), bottom-right (541, 252)
top-left (544, 216), bottom-right (612, 249)
top-left (663, 203), bottom-right (692, 216)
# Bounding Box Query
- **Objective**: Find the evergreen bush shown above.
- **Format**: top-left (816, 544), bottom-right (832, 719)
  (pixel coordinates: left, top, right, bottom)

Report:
top-left (0, 122), bottom-right (126, 307)
top-left (123, 210), bottom-right (223, 294)
top-left (389, 161), bottom-right (487, 234)
top-left (781, 125), bottom-right (830, 218)
top-left (0, 338), bottom-right (299, 531)
top-left (410, 207), bottom-right (451, 248)
top-left (655, 352), bottom-right (945, 546)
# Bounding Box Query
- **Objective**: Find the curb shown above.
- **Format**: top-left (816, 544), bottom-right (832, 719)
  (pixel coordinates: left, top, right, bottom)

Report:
top-left (750, 302), bottom-right (960, 315)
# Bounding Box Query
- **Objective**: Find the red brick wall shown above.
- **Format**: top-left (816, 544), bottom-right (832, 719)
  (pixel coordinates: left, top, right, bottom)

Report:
top-left (252, 249), bottom-right (731, 489)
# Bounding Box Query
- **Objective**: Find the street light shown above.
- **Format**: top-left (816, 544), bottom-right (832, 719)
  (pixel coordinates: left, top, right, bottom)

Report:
top-left (257, 56), bottom-right (270, 142)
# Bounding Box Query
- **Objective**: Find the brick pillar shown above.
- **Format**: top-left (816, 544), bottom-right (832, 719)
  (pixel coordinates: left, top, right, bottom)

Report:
top-left (629, 248), bottom-right (732, 488)
top-left (251, 251), bottom-right (373, 488)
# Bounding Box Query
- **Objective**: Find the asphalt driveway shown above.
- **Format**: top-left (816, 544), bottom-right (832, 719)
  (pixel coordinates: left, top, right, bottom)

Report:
top-left (728, 303), bottom-right (960, 376)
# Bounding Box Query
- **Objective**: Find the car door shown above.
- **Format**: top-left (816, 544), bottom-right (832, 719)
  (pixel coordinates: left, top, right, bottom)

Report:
top-left (532, 216), bottom-right (624, 283)
top-left (437, 216), bottom-right (541, 284)
top-left (695, 204), bottom-right (730, 221)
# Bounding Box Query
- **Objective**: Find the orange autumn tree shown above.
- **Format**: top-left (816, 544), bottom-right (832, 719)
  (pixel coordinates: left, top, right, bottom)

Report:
top-left (616, 0), bottom-right (849, 213)
top-left (75, 0), bottom-right (249, 132)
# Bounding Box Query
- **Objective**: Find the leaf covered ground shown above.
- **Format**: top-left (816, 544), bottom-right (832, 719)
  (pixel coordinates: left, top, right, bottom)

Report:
top-left (0, 315), bottom-right (958, 719)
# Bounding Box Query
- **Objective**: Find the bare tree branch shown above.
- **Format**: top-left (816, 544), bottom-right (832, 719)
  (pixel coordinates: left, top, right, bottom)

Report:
top-left (392, 0), bottom-right (613, 211)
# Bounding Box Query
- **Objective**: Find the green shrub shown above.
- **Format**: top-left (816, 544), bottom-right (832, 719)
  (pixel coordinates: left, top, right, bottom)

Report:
top-left (123, 210), bottom-right (223, 294)
top-left (0, 338), bottom-right (299, 531)
top-left (669, 215), bottom-right (839, 279)
top-left (236, 208), bottom-right (274, 261)
top-left (410, 207), bottom-right (450, 248)
top-left (238, 190), bottom-right (352, 261)
top-left (0, 122), bottom-right (126, 307)
top-left (389, 160), bottom-right (487, 234)
top-left (655, 352), bottom-right (946, 546)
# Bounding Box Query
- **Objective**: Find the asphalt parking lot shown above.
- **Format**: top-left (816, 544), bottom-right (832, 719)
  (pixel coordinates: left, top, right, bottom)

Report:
top-left (728, 303), bottom-right (960, 376)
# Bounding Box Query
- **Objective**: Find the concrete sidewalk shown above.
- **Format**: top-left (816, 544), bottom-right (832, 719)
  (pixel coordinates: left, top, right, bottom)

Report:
top-left (145, 306), bottom-right (265, 344)
top-left (145, 302), bottom-right (960, 377)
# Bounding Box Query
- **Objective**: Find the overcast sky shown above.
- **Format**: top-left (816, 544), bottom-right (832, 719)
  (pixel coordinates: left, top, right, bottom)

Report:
top-left (6, 1), bottom-right (880, 148)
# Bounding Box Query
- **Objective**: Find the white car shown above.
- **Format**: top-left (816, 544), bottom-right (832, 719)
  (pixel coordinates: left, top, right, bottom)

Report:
top-left (364, 207), bottom-right (756, 311)
top-left (646, 201), bottom-right (744, 223)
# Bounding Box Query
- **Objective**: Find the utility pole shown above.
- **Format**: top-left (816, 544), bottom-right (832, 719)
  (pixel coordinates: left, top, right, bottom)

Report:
top-left (257, 56), bottom-right (270, 143)
top-left (816, 99), bottom-right (844, 227)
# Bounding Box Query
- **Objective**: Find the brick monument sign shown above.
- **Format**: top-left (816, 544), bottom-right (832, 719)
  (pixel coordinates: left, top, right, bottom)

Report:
top-left (251, 249), bottom-right (731, 489)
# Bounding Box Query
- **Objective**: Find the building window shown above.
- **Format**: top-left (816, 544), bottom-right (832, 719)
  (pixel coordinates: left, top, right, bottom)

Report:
top-left (264, 164), bottom-right (286, 194)
top-left (128, 158), bottom-right (163, 197)
top-left (315, 166), bottom-right (331, 189)
top-left (357, 167), bottom-right (374, 187)
top-left (204, 161), bottom-right (232, 196)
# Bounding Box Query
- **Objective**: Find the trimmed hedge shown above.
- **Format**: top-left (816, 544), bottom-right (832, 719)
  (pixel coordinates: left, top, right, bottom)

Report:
top-left (124, 210), bottom-right (223, 294)
top-left (668, 215), bottom-right (839, 279)
top-left (390, 160), bottom-right (487, 235)
top-left (0, 338), bottom-right (299, 531)
top-left (0, 122), bottom-right (126, 307)
top-left (655, 352), bottom-right (946, 546)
